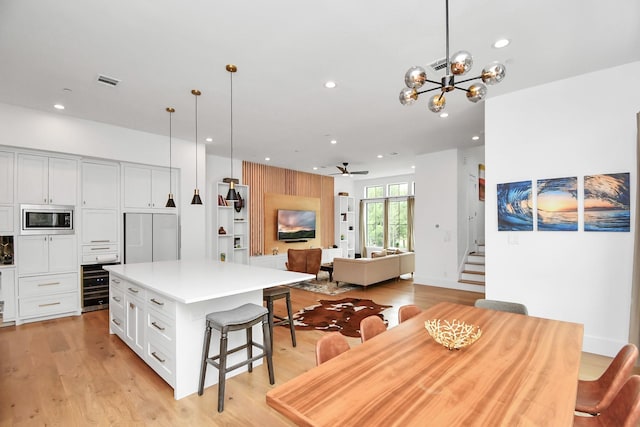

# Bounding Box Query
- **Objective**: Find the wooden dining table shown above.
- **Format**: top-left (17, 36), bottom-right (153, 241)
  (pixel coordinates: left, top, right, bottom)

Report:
top-left (266, 301), bottom-right (584, 426)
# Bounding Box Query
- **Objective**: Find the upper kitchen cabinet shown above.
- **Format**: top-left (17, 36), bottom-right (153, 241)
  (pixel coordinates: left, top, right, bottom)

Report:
top-left (123, 164), bottom-right (178, 210)
top-left (0, 151), bottom-right (14, 204)
top-left (17, 154), bottom-right (78, 206)
top-left (81, 161), bottom-right (119, 209)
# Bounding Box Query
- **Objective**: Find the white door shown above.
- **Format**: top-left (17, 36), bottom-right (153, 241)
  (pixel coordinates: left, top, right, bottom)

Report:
top-left (48, 235), bottom-right (77, 273)
top-left (124, 213), bottom-right (152, 263)
top-left (82, 209), bottom-right (118, 244)
top-left (151, 168), bottom-right (170, 208)
top-left (18, 235), bottom-right (49, 275)
top-left (0, 151), bottom-right (14, 204)
top-left (82, 162), bottom-right (119, 208)
top-left (48, 157), bottom-right (78, 205)
top-left (17, 154), bottom-right (48, 204)
top-left (123, 166), bottom-right (152, 209)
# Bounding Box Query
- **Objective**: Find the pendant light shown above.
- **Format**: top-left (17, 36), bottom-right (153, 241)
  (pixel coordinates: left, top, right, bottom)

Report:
top-left (225, 64), bottom-right (239, 204)
top-left (191, 89), bottom-right (203, 205)
top-left (165, 107), bottom-right (176, 208)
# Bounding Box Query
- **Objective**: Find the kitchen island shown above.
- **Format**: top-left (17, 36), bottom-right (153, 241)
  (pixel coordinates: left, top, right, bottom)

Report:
top-left (104, 259), bottom-right (313, 400)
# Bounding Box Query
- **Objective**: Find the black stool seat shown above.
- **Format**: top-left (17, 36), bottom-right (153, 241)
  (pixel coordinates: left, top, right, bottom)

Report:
top-left (263, 286), bottom-right (296, 347)
top-left (198, 303), bottom-right (274, 412)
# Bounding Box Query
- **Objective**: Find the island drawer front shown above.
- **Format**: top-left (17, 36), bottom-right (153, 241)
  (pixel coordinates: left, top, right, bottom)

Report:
top-left (147, 310), bottom-right (175, 346)
top-left (146, 290), bottom-right (175, 319)
top-left (19, 273), bottom-right (78, 297)
top-left (124, 282), bottom-right (145, 300)
top-left (110, 275), bottom-right (124, 290)
top-left (146, 341), bottom-right (175, 387)
top-left (110, 285), bottom-right (124, 311)
top-left (19, 292), bottom-right (78, 318)
top-left (110, 304), bottom-right (125, 338)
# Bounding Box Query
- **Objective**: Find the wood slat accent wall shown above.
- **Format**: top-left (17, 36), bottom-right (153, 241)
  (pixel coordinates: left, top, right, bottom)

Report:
top-left (243, 161), bottom-right (335, 255)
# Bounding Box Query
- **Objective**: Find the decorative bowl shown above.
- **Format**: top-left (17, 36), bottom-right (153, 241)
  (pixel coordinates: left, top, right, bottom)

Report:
top-left (424, 319), bottom-right (482, 350)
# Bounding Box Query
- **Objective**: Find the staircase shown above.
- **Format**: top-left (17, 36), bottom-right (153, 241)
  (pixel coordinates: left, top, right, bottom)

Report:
top-left (459, 244), bottom-right (485, 286)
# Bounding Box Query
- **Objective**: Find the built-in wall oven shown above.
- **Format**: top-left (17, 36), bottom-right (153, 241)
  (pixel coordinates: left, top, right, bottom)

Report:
top-left (21, 204), bottom-right (74, 235)
top-left (81, 263), bottom-right (119, 312)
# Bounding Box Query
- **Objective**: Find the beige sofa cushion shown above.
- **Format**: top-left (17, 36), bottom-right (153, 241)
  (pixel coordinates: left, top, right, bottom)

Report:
top-left (333, 254), bottom-right (400, 287)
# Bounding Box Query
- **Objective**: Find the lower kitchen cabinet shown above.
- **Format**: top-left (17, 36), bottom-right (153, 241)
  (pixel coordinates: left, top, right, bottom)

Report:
top-left (17, 272), bottom-right (79, 321)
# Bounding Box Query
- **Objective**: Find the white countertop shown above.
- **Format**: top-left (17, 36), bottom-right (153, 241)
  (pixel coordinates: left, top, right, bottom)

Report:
top-left (104, 259), bottom-right (313, 304)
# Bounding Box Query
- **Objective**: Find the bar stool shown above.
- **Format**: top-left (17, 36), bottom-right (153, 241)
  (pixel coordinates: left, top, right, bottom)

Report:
top-left (198, 303), bottom-right (274, 412)
top-left (263, 286), bottom-right (296, 348)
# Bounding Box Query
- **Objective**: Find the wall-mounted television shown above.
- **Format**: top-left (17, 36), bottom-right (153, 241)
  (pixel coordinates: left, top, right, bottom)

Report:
top-left (277, 209), bottom-right (316, 241)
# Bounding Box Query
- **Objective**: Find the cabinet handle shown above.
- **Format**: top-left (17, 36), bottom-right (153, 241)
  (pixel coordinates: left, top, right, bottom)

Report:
top-left (90, 240), bottom-right (110, 243)
top-left (91, 247), bottom-right (111, 251)
top-left (112, 296), bottom-right (121, 303)
top-left (112, 318), bottom-right (122, 326)
top-left (49, 198), bottom-right (53, 203)
top-left (128, 287), bottom-right (139, 294)
top-left (112, 279), bottom-right (121, 284)
top-left (38, 282), bottom-right (60, 287)
top-left (39, 302), bottom-right (61, 307)
top-left (151, 321), bottom-right (165, 331)
top-left (150, 298), bottom-right (164, 306)
top-left (151, 352), bottom-right (166, 363)
top-left (129, 302), bottom-right (135, 309)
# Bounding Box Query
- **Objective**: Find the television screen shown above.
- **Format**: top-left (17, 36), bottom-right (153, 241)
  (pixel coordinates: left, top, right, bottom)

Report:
top-left (277, 209), bottom-right (316, 240)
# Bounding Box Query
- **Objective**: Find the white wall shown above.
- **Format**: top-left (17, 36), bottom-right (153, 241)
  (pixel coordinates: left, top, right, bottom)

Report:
top-left (0, 103), bottom-right (206, 260)
top-left (485, 61), bottom-right (640, 356)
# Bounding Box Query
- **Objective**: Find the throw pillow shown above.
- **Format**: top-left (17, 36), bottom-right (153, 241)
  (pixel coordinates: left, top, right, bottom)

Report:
top-left (372, 250), bottom-right (387, 258)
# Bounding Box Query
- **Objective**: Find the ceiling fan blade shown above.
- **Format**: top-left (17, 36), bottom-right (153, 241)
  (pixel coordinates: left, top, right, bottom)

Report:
top-left (336, 166), bottom-right (348, 174)
top-left (351, 170), bottom-right (369, 175)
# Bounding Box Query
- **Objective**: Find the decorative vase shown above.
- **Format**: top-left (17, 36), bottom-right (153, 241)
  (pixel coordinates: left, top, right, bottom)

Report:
top-left (218, 226), bottom-right (226, 235)
top-left (220, 252), bottom-right (226, 262)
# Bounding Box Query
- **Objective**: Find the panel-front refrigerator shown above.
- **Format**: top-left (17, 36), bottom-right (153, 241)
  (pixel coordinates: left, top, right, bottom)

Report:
top-left (124, 213), bottom-right (178, 264)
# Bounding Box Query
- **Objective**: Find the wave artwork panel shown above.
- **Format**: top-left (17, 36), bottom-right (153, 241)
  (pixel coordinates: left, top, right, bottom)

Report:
top-left (584, 172), bottom-right (630, 232)
top-left (497, 180), bottom-right (533, 231)
top-left (537, 177), bottom-right (578, 231)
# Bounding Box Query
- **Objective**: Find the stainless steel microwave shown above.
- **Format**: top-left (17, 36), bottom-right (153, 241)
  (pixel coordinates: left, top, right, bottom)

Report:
top-left (21, 204), bottom-right (74, 235)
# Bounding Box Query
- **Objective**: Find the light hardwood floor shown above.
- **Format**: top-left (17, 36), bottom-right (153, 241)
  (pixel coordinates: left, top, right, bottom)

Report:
top-left (0, 277), bottom-right (624, 426)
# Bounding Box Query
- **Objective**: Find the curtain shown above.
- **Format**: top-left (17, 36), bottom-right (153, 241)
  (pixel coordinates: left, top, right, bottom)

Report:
top-left (359, 200), bottom-right (367, 258)
top-left (630, 112), bottom-right (640, 347)
top-left (383, 198), bottom-right (389, 249)
top-left (407, 196), bottom-right (415, 252)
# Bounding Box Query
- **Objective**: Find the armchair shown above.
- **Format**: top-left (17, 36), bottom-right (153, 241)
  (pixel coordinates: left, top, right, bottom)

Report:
top-left (286, 248), bottom-right (322, 279)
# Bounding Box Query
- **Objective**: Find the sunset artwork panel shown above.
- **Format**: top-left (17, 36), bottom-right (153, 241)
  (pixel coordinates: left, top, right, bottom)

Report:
top-left (584, 172), bottom-right (630, 232)
top-left (497, 180), bottom-right (533, 231)
top-left (537, 177), bottom-right (578, 231)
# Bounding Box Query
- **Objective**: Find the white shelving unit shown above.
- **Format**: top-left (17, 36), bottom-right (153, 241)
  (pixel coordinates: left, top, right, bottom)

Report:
top-left (216, 183), bottom-right (249, 264)
top-left (335, 195), bottom-right (355, 259)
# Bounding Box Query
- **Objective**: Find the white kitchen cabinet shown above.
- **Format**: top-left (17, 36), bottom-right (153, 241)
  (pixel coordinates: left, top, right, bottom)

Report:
top-left (0, 151), bottom-right (14, 204)
top-left (0, 267), bottom-right (16, 322)
top-left (81, 161), bottom-right (119, 209)
top-left (81, 209), bottom-right (118, 244)
top-left (17, 154), bottom-right (78, 205)
top-left (18, 235), bottom-right (77, 276)
top-left (16, 272), bottom-right (79, 321)
top-left (123, 164), bottom-right (178, 209)
top-left (0, 206), bottom-right (14, 233)
top-left (124, 281), bottom-right (146, 357)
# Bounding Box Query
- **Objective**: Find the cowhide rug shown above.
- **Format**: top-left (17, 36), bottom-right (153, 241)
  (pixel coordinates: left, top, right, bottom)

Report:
top-left (291, 297), bottom-right (392, 337)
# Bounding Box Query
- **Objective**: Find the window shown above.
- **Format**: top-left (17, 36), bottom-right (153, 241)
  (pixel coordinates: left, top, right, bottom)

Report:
top-left (388, 183), bottom-right (409, 197)
top-left (365, 201), bottom-right (384, 247)
top-left (365, 185), bottom-right (384, 198)
top-left (388, 200), bottom-right (408, 248)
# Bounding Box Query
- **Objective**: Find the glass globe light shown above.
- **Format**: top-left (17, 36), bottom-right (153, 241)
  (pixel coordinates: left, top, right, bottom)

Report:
top-left (404, 66), bottom-right (427, 89)
top-left (450, 51), bottom-right (473, 75)
top-left (399, 88), bottom-right (418, 106)
top-left (428, 94), bottom-right (446, 113)
top-left (466, 83), bottom-right (487, 103)
top-left (481, 63), bottom-right (506, 85)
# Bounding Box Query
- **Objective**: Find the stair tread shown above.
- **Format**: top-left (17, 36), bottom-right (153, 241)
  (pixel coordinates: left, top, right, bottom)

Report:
top-left (459, 279), bottom-right (485, 286)
top-left (468, 252), bottom-right (485, 257)
top-left (462, 270), bottom-right (485, 276)
top-left (465, 262), bottom-right (485, 266)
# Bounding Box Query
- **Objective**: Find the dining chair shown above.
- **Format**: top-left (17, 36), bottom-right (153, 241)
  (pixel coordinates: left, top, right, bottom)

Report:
top-left (315, 332), bottom-right (350, 365)
top-left (576, 343), bottom-right (639, 415)
top-left (573, 375), bottom-right (640, 426)
top-left (398, 304), bottom-right (422, 323)
top-left (359, 315), bottom-right (387, 342)
top-left (474, 299), bottom-right (528, 315)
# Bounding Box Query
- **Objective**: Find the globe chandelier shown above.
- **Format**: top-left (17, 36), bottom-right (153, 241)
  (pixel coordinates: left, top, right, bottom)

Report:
top-left (399, 0), bottom-right (506, 112)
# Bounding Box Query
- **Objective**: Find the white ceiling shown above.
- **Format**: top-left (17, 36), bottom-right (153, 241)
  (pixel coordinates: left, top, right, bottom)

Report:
top-left (1, 0), bottom-right (638, 179)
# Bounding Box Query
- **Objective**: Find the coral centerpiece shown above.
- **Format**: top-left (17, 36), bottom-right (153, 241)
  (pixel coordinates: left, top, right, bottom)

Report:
top-left (425, 319), bottom-right (482, 350)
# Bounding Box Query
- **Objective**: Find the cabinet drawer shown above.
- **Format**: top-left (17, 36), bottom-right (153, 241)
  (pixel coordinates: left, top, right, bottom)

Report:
top-left (18, 273), bottom-right (78, 297)
top-left (19, 292), bottom-right (78, 318)
top-left (82, 244), bottom-right (119, 255)
top-left (110, 305), bottom-right (125, 339)
top-left (146, 289), bottom-right (175, 319)
top-left (125, 282), bottom-right (145, 300)
top-left (109, 275), bottom-right (124, 290)
top-left (147, 310), bottom-right (175, 346)
top-left (82, 253), bottom-right (119, 264)
top-left (146, 340), bottom-right (175, 387)
top-left (110, 285), bottom-right (124, 311)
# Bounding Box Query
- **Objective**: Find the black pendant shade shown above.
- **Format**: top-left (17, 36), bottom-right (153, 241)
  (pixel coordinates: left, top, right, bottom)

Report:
top-left (191, 189), bottom-right (202, 205)
top-left (166, 194), bottom-right (176, 208)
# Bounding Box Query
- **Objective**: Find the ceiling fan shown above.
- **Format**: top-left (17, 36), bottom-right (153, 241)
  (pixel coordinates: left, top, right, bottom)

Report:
top-left (331, 162), bottom-right (369, 176)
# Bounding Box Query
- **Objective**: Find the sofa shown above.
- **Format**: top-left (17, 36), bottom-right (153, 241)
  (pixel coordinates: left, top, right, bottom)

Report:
top-left (333, 252), bottom-right (415, 287)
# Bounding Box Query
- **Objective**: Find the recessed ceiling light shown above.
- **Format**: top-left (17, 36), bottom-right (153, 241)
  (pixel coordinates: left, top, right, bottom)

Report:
top-left (324, 81), bottom-right (336, 89)
top-left (53, 104), bottom-right (65, 110)
top-left (440, 112), bottom-right (449, 118)
top-left (411, 165), bottom-right (416, 169)
top-left (330, 139), bottom-right (337, 145)
top-left (265, 157), bottom-right (270, 161)
top-left (313, 166), bottom-right (318, 170)
top-left (472, 135), bottom-right (480, 141)
top-left (377, 154), bottom-right (383, 158)
top-left (493, 38), bottom-right (510, 49)
top-left (205, 137), bottom-right (213, 142)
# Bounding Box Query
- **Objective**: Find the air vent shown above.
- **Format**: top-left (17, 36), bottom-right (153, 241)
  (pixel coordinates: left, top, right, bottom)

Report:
top-left (97, 74), bottom-right (121, 87)
top-left (429, 58), bottom-right (447, 71)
